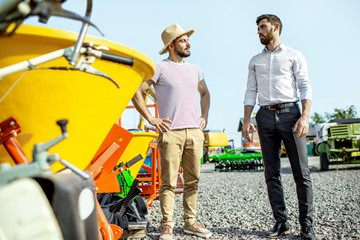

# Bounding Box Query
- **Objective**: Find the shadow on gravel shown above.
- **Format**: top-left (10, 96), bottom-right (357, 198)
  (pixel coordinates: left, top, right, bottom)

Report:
top-left (328, 165), bottom-right (360, 171)
top-left (281, 165), bottom-right (360, 175)
top-left (211, 170), bottom-right (264, 174)
top-left (208, 227), bottom-right (264, 239)
top-left (309, 165), bottom-right (360, 173)
top-left (281, 166), bottom-right (319, 174)
top-left (208, 228), bottom-right (299, 239)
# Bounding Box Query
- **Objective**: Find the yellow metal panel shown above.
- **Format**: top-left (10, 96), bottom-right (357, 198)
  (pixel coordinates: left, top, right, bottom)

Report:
top-left (117, 132), bottom-right (158, 179)
top-left (351, 152), bottom-right (360, 157)
top-left (0, 25), bottom-right (155, 171)
top-left (203, 132), bottom-right (228, 147)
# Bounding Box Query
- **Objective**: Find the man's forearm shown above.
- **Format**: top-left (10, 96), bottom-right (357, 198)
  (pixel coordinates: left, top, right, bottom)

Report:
top-left (300, 99), bottom-right (311, 120)
top-left (244, 105), bottom-right (254, 122)
top-left (200, 91), bottom-right (210, 119)
top-left (132, 91), bottom-right (153, 121)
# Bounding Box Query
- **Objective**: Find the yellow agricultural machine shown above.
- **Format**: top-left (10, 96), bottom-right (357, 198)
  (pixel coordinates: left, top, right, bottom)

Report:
top-left (0, 1), bottom-right (158, 239)
top-left (202, 130), bottom-right (229, 163)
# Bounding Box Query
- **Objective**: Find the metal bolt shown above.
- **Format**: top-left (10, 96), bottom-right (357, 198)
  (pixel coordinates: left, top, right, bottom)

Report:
top-left (10, 130), bottom-right (17, 137)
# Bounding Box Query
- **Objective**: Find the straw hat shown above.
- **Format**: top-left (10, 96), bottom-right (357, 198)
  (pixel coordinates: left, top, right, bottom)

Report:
top-left (159, 24), bottom-right (195, 55)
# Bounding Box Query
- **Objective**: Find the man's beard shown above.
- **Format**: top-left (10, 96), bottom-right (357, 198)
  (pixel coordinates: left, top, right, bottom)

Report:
top-left (175, 48), bottom-right (190, 58)
top-left (260, 30), bottom-right (274, 45)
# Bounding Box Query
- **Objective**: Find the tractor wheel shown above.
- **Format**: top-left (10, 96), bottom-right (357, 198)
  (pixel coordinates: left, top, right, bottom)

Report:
top-left (316, 142), bottom-right (328, 156)
top-left (320, 152), bottom-right (329, 171)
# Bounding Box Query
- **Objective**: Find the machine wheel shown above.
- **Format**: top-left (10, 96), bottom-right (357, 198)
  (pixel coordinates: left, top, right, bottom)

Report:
top-left (134, 196), bottom-right (148, 215)
top-left (320, 152), bottom-right (329, 171)
top-left (202, 147), bottom-right (209, 163)
top-left (316, 142), bottom-right (328, 156)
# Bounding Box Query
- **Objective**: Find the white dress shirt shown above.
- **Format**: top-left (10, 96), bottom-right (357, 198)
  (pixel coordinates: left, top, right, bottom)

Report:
top-left (244, 43), bottom-right (312, 106)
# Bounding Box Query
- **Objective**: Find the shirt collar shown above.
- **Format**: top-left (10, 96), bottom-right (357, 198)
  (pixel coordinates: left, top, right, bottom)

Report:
top-left (263, 43), bottom-right (285, 53)
top-left (164, 58), bottom-right (186, 65)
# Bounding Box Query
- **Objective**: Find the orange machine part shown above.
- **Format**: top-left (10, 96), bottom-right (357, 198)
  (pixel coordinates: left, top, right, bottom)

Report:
top-left (87, 124), bottom-right (134, 240)
top-left (0, 117), bottom-right (30, 164)
top-left (87, 124), bottom-right (133, 193)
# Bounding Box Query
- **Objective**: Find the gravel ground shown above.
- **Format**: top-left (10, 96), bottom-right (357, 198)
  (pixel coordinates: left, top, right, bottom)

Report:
top-left (142, 157), bottom-right (360, 240)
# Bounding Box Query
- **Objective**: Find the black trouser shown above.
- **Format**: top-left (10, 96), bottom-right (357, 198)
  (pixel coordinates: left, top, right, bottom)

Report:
top-left (256, 104), bottom-right (313, 227)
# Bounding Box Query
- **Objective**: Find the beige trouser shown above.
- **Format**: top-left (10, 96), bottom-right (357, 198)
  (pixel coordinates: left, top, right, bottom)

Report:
top-left (158, 128), bottom-right (204, 229)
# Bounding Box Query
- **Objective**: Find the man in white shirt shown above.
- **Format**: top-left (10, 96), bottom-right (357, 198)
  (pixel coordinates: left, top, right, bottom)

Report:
top-left (132, 24), bottom-right (211, 240)
top-left (243, 14), bottom-right (316, 240)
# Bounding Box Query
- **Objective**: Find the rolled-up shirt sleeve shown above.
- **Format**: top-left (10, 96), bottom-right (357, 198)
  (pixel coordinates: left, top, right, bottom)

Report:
top-left (244, 60), bottom-right (258, 106)
top-left (294, 51), bottom-right (312, 101)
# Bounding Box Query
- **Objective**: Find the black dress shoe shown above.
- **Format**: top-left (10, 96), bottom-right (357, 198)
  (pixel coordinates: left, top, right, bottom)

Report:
top-left (265, 222), bottom-right (290, 238)
top-left (300, 226), bottom-right (316, 240)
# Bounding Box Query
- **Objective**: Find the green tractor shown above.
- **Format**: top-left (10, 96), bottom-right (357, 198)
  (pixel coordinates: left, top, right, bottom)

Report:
top-left (316, 119), bottom-right (360, 171)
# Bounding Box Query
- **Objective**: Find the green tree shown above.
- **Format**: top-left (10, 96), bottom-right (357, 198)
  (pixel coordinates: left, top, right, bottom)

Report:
top-left (310, 112), bottom-right (326, 126)
top-left (310, 105), bottom-right (358, 125)
top-left (327, 105), bottom-right (357, 120)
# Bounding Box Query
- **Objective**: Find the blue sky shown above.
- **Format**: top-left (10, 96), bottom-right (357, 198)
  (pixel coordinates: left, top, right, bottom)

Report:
top-left (25, 0), bottom-right (359, 147)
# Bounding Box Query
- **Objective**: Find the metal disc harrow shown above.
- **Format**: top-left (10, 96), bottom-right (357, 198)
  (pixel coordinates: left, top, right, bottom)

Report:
top-left (211, 152), bottom-right (263, 171)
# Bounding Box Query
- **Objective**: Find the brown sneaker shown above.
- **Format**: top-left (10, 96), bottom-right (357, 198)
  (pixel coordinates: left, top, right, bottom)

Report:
top-left (184, 222), bottom-right (212, 238)
top-left (159, 225), bottom-right (174, 240)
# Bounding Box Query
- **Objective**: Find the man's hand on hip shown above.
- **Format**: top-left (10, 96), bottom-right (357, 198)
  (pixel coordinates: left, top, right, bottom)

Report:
top-left (199, 117), bottom-right (208, 131)
top-left (148, 116), bottom-right (172, 133)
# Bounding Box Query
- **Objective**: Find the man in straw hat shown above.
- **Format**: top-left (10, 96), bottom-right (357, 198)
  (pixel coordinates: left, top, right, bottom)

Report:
top-left (132, 24), bottom-right (211, 239)
top-left (243, 14), bottom-right (316, 240)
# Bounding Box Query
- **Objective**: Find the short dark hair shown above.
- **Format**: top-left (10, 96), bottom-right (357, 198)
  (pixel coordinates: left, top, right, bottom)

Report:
top-left (256, 14), bottom-right (282, 35)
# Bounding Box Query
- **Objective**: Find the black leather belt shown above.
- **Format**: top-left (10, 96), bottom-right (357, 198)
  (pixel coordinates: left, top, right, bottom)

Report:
top-left (260, 102), bottom-right (297, 110)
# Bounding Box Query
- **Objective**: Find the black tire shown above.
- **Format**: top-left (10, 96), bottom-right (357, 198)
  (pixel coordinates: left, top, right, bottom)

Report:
top-left (134, 196), bottom-right (148, 215)
top-left (312, 144), bottom-right (318, 156)
top-left (320, 152), bottom-right (329, 171)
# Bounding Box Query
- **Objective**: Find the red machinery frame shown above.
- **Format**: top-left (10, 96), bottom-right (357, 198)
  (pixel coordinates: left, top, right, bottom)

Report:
top-left (123, 98), bottom-right (162, 207)
top-left (0, 117), bottom-right (30, 164)
top-left (0, 117), bottom-right (135, 240)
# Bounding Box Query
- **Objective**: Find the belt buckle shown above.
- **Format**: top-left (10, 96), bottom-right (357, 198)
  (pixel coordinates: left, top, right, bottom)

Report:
top-left (267, 105), bottom-right (277, 110)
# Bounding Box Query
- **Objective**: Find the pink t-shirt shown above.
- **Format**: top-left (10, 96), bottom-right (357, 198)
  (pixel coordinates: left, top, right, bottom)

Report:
top-left (151, 59), bottom-right (204, 130)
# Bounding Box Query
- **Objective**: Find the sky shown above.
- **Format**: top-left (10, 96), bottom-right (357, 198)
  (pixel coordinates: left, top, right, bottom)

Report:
top-left (24, 0), bottom-right (359, 147)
